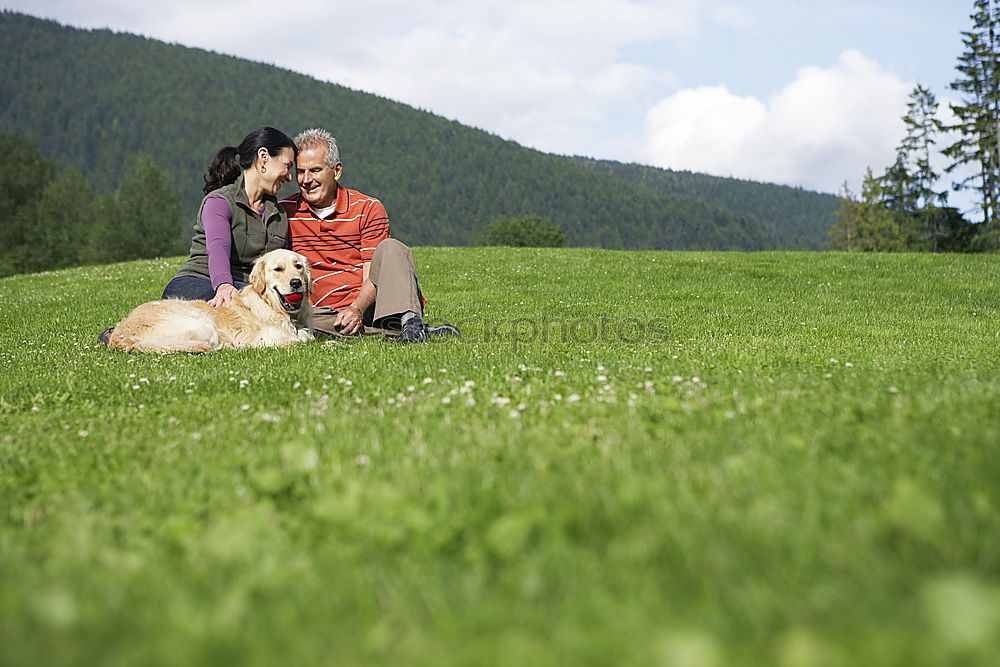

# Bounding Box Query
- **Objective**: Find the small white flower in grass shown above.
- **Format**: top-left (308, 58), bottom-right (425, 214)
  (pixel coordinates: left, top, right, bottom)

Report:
top-left (407, 385), bottom-right (415, 392)
top-left (567, 394), bottom-right (580, 403)
top-left (439, 368), bottom-right (448, 373)
top-left (324, 374), bottom-right (332, 380)
top-left (509, 410), bottom-right (521, 419)
top-left (888, 386), bottom-right (899, 394)
top-left (492, 396), bottom-right (511, 406)
top-left (132, 385), bottom-right (140, 390)
top-left (261, 412), bottom-right (281, 422)
top-left (422, 377), bottom-right (433, 385)
top-left (829, 358), bottom-right (839, 364)
top-left (597, 375), bottom-right (607, 382)
top-left (672, 355), bottom-right (679, 359)
top-left (845, 362), bottom-right (854, 368)
top-left (30, 406), bottom-right (39, 413)
top-left (354, 454), bottom-right (371, 466)
top-left (77, 430), bottom-right (88, 437)
top-left (553, 393), bottom-right (562, 401)
top-left (129, 374), bottom-right (135, 378)
top-left (517, 403), bottom-right (526, 410)
top-left (672, 376), bottom-right (683, 384)
top-left (597, 365), bottom-right (606, 371)
top-left (512, 376), bottom-right (522, 383)
top-left (169, 376), bottom-right (177, 381)
top-left (241, 404), bottom-right (250, 411)
top-left (441, 396), bottom-right (452, 404)
top-left (692, 376), bottom-right (700, 384)
top-left (239, 379), bottom-right (249, 388)
top-left (293, 382), bottom-right (301, 389)
top-left (464, 380), bottom-right (476, 388)
top-left (644, 367), bottom-right (653, 372)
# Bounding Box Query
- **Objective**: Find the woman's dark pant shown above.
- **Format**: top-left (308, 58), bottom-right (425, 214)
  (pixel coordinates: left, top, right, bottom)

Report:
top-left (161, 276), bottom-right (247, 301)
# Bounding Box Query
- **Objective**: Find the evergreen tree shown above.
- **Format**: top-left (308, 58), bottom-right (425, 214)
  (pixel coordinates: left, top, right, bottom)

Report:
top-left (12, 166), bottom-right (96, 273)
top-left (110, 154), bottom-right (184, 261)
top-left (830, 169), bottom-right (908, 251)
top-left (900, 85), bottom-right (948, 210)
top-left (879, 85), bottom-right (950, 250)
top-left (829, 182), bottom-right (859, 251)
top-left (943, 0), bottom-right (1000, 226)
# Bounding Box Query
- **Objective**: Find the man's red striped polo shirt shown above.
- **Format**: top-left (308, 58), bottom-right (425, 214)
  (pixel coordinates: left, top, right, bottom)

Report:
top-left (280, 185), bottom-right (391, 310)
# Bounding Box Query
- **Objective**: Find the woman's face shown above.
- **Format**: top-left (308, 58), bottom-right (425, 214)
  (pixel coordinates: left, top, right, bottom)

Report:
top-left (258, 146), bottom-right (296, 195)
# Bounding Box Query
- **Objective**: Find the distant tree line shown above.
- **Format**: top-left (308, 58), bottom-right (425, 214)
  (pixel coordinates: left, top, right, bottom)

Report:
top-left (0, 134), bottom-right (184, 277)
top-left (831, 0), bottom-right (1000, 252)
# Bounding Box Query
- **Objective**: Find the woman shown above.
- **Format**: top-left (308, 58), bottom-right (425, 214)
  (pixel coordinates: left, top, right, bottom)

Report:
top-left (162, 126), bottom-right (297, 307)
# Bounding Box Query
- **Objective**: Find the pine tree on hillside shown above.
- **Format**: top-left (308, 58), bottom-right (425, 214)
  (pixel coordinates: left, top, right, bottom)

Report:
top-left (900, 85), bottom-right (948, 209)
top-left (882, 85), bottom-right (951, 250)
top-left (110, 155), bottom-right (184, 261)
top-left (943, 0), bottom-right (1000, 226)
top-left (829, 182), bottom-right (860, 251)
top-left (11, 166), bottom-right (97, 273)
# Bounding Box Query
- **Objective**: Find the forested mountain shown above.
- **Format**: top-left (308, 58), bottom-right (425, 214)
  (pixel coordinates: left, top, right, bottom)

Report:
top-left (573, 159), bottom-right (841, 248)
top-left (0, 12), bottom-right (836, 250)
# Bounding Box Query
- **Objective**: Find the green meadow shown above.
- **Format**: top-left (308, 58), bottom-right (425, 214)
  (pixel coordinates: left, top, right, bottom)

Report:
top-left (1, 248), bottom-right (999, 666)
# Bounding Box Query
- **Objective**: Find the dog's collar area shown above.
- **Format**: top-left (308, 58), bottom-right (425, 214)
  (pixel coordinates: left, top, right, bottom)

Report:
top-left (273, 286), bottom-right (305, 313)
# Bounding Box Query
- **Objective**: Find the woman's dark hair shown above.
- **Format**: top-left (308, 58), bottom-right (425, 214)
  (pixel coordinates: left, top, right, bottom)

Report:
top-left (202, 126), bottom-right (297, 195)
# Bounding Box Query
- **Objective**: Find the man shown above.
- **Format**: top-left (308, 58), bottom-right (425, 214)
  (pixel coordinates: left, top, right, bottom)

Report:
top-left (280, 128), bottom-right (458, 343)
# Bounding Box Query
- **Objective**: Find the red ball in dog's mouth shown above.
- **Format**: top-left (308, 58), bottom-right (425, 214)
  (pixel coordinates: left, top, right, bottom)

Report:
top-left (284, 293), bottom-right (304, 305)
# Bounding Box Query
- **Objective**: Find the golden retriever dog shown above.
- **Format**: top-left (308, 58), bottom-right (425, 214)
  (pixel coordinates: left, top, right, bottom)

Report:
top-left (108, 249), bottom-right (314, 353)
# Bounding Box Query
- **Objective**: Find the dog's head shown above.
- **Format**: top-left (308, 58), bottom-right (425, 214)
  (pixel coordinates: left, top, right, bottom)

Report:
top-left (249, 249), bottom-right (312, 316)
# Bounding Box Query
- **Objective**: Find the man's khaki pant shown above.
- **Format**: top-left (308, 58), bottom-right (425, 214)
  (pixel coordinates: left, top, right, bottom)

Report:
top-left (311, 238), bottom-right (423, 337)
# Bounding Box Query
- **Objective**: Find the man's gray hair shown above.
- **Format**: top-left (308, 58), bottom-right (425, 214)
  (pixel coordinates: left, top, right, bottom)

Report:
top-left (294, 128), bottom-right (340, 167)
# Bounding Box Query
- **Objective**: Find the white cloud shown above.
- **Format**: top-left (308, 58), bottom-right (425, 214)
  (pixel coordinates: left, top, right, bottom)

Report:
top-left (639, 50), bottom-right (912, 193)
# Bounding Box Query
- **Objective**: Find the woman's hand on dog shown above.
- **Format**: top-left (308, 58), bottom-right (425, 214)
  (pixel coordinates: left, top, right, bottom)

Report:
top-left (208, 283), bottom-right (239, 308)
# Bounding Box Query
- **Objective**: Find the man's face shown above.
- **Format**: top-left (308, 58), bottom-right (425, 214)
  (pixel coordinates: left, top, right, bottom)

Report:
top-left (296, 146), bottom-right (343, 208)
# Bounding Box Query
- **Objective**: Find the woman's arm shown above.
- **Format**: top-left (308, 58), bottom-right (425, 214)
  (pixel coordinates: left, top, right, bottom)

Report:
top-left (202, 195), bottom-right (239, 307)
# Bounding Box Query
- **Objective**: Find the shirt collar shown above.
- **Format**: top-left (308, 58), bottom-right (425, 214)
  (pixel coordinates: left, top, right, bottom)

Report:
top-left (298, 184), bottom-right (349, 219)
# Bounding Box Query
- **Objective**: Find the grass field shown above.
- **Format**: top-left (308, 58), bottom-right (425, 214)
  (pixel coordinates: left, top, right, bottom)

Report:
top-left (1, 248), bottom-right (999, 666)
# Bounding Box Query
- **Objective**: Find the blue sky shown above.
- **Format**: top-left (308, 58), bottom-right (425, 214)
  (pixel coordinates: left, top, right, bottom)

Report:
top-left (4, 0), bottom-right (978, 205)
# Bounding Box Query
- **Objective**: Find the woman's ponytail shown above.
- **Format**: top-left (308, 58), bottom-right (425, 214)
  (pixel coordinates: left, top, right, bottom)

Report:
top-left (202, 146), bottom-right (242, 195)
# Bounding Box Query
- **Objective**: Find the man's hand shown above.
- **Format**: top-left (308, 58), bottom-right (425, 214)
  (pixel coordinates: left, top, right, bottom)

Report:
top-left (333, 304), bottom-right (364, 336)
top-left (208, 283), bottom-right (238, 308)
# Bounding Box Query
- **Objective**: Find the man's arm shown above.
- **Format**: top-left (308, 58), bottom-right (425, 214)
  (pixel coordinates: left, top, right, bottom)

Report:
top-left (332, 262), bottom-right (374, 335)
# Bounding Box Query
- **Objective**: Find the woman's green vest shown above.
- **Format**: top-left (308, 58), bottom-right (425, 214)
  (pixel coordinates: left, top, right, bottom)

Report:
top-left (175, 174), bottom-right (288, 285)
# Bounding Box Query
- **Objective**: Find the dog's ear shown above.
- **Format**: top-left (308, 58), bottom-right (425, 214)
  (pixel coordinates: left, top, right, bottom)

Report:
top-left (249, 255), bottom-right (267, 294)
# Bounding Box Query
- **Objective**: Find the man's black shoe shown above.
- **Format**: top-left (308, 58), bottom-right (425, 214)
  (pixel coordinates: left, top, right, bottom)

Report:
top-left (397, 318), bottom-right (428, 343)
